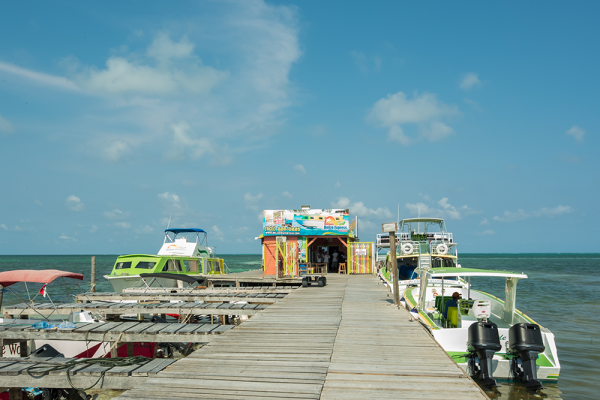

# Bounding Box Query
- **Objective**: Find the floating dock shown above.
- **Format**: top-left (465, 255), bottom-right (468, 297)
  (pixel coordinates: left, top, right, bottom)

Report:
top-left (116, 274), bottom-right (488, 399)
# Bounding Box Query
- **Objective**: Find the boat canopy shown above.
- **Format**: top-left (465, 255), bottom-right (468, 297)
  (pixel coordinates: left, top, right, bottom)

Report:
top-left (428, 267), bottom-right (527, 279)
top-left (400, 218), bottom-right (445, 224)
top-left (165, 228), bottom-right (207, 234)
top-left (0, 270), bottom-right (84, 287)
top-left (139, 273), bottom-right (207, 285)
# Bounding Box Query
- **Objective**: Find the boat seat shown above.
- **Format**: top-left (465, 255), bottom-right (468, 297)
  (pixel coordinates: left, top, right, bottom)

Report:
top-left (435, 296), bottom-right (453, 312)
top-left (447, 307), bottom-right (458, 328)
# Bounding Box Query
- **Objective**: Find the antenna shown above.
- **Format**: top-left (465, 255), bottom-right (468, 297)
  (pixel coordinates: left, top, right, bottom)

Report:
top-left (166, 215), bottom-right (172, 229)
top-left (397, 203), bottom-right (400, 225)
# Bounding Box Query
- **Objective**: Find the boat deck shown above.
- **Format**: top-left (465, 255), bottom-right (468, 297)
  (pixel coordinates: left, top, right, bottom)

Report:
top-left (116, 274), bottom-right (488, 399)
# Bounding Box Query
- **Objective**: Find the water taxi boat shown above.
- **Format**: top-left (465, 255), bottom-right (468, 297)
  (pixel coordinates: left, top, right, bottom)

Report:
top-left (403, 267), bottom-right (560, 387)
top-left (378, 218), bottom-right (468, 296)
top-left (105, 228), bottom-right (226, 292)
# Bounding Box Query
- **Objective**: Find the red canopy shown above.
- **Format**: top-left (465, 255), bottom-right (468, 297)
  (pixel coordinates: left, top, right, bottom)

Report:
top-left (0, 270), bottom-right (84, 287)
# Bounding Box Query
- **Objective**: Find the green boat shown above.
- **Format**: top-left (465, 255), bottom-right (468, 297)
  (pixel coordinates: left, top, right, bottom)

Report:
top-left (105, 228), bottom-right (225, 292)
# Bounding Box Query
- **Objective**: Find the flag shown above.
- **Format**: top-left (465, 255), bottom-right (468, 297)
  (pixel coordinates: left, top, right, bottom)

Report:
top-left (39, 284), bottom-right (47, 297)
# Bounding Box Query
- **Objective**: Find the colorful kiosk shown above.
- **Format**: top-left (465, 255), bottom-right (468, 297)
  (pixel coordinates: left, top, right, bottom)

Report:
top-left (259, 207), bottom-right (375, 277)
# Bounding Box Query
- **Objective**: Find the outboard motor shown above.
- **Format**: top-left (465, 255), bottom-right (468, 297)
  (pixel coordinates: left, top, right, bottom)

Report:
top-left (508, 323), bottom-right (545, 389)
top-left (467, 321), bottom-right (502, 387)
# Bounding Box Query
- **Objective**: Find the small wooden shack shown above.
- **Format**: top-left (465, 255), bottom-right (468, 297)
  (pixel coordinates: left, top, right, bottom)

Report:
top-left (259, 206), bottom-right (374, 277)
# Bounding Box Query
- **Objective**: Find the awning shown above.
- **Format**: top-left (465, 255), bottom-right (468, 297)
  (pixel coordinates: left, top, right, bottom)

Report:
top-left (428, 267), bottom-right (527, 279)
top-left (0, 270), bottom-right (84, 287)
top-left (165, 228), bottom-right (207, 234)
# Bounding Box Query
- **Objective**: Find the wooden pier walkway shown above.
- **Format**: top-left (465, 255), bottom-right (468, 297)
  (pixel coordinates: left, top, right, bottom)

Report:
top-left (0, 322), bottom-right (232, 345)
top-left (4, 301), bottom-right (268, 319)
top-left (74, 291), bottom-right (287, 304)
top-left (0, 356), bottom-right (177, 390)
top-left (117, 274), bottom-right (487, 399)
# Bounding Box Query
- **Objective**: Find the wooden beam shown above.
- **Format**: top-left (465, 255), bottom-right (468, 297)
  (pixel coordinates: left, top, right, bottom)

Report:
top-left (336, 237), bottom-right (347, 248)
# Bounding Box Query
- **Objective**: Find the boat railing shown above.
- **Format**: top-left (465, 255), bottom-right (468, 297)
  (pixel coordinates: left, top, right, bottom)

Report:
top-left (400, 241), bottom-right (422, 256)
top-left (429, 240), bottom-right (455, 256)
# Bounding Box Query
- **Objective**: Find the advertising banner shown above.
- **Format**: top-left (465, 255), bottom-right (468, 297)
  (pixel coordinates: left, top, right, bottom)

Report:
top-left (263, 209), bottom-right (350, 236)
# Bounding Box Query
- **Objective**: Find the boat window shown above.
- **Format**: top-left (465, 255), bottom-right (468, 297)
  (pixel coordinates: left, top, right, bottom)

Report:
top-left (135, 261), bottom-right (156, 269)
top-left (162, 259), bottom-right (183, 272)
top-left (115, 262), bottom-right (132, 270)
top-left (182, 260), bottom-right (191, 272)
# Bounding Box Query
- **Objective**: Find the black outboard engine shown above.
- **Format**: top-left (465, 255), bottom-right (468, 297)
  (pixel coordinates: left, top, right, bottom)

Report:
top-left (467, 321), bottom-right (502, 387)
top-left (508, 323), bottom-right (545, 389)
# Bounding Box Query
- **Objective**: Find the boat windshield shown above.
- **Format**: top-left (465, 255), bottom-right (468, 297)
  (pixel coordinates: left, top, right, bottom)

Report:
top-left (115, 262), bottom-right (132, 270)
top-left (135, 261), bottom-right (156, 269)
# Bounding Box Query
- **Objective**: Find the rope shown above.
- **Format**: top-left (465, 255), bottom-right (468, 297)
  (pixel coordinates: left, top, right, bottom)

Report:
top-left (26, 355), bottom-right (148, 391)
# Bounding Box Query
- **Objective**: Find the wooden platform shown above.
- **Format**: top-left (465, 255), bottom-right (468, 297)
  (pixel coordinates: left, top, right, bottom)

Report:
top-left (117, 275), bottom-right (488, 399)
top-left (0, 322), bottom-right (233, 344)
top-left (74, 291), bottom-right (287, 304)
top-left (206, 269), bottom-right (302, 287)
top-left (0, 356), bottom-right (177, 389)
top-left (3, 301), bottom-right (268, 319)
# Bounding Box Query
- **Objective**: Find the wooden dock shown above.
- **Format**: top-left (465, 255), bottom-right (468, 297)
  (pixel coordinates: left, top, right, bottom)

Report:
top-left (3, 301), bottom-right (268, 320)
top-left (74, 291), bottom-right (287, 304)
top-left (0, 356), bottom-right (177, 390)
top-left (116, 274), bottom-right (488, 399)
top-left (0, 322), bottom-right (233, 346)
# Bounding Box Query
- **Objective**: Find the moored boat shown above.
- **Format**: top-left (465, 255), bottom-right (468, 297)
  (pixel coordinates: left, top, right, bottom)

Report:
top-left (105, 228), bottom-right (226, 292)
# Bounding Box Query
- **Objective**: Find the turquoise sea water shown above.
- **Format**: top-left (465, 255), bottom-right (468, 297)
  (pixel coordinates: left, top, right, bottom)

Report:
top-left (0, 254), bottom-right (597, 400)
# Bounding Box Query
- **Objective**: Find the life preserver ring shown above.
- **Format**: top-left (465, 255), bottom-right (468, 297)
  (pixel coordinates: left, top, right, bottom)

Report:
top-left (436, 243), bottom-right (448, 255)
top-left (402, 243), bottom-right (414, 254)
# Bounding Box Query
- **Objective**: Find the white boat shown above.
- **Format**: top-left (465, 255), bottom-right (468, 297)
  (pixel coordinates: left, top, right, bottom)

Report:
top-left (377, 218), bottom-right (560, 388)
top-left (378, 218), bottom-right (468, 298)
top-left (403, 267), bottom-right (560, 388)
top-left (105, 228), bottom-right (226, 292)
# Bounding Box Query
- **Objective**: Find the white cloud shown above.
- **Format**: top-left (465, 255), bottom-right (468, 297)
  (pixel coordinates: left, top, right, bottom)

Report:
top-left (282, 191), bottom-right (293, 198)
top-left (244, 192), bottom-right (264, 211)
top-left (104, 209), bottom-right (129, 219)
top-left (311, 124), bottom-right (327, 136)
top-left (566, 126), bottom-right (585, 142)
top-left (158, 192), bottom-right (185, 216)
top-left (75, 32), bottom-right (228, 95)
top-left (368, 91), bottom-right (459, 145)
top-left (34, 200), bottom-right (43, 206)
top-left (477, 230), bottom-right (495, 236)
top-left (405, 197), bottom-right (478, 220)
top-left (493, 205), bottom-right (572, 222)
top-left (116, 222), bottom-right (131, 229)
top-left (59, 233), bottom-right (77, 241)
top-left (460, 73), bottom-right (481, 90)
top-left (0, 114), bottom-right (14, 134)
top-left (134, 225), bottom-right (154, 234)
top-left (66, 195), bottom-right (84, 211)
top-left (0, 224), bottom-right (7, 231)
top-left (334, 182), bottom-right (340, 188)
top-left (212, 225), bottom-right (224, 241)
top-left (0, 61), bottom-right (80, 91)
top-left (293, 164), bottom-right (306, 174)
top-left (480, 219), bottom-right (489, 225)
top-left (332, 197), bottom-right (392, 219)
top-left (0, 2), bottom-right (302, 168)
top-left (534, 205), bottom-right (573, 218)
top-left (103, 140), bottom-right (132, 162)
top-left (89, 225), bottom-right (98, 233)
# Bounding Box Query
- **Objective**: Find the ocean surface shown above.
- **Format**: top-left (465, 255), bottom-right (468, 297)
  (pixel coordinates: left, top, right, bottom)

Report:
top-left (0, 253), bottom-right (597, 400)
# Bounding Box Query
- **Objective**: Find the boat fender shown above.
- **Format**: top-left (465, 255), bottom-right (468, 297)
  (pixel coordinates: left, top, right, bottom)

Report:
top-left (436, 243), bottom-right (448, 255)
top-left (402, 243), bottom-right (414, 254)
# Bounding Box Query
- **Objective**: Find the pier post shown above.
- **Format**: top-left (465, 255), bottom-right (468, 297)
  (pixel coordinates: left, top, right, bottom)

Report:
top-left (91, 256), bottom-right (96, 292)
top-left (389, 231), bottom-right (400, 306)
top-left (0, 284), bottom-right (4, 311)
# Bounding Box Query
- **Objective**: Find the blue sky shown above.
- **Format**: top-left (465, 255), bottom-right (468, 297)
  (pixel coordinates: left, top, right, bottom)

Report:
top-left (1, 1), bottom-right (598, 255)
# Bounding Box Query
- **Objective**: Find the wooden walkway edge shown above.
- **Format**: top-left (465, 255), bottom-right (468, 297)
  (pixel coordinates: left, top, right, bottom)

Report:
top-left (116, 275), bottom-right (488, 399)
